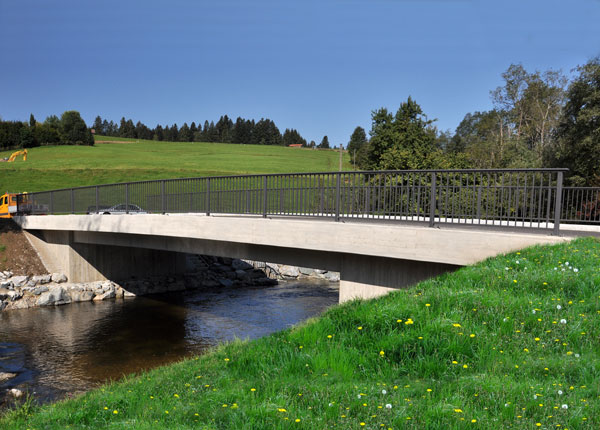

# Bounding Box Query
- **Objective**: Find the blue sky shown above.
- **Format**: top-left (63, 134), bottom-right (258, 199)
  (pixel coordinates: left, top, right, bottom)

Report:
top-left (1, 0), bottom-right (599, 146)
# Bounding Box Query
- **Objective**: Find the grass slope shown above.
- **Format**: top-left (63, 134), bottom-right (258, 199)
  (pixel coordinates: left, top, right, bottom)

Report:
top-left (2, 238), bottom-right (599, 429)
top-left (0, 137), bottom-right (351, 193)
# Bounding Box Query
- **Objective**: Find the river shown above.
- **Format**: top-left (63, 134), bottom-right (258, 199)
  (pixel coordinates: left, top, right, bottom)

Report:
top-left (0, 280), bottom-right (338, 406)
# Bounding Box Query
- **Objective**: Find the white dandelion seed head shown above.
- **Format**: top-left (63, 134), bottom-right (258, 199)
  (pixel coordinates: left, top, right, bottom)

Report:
top-left (575, 353), bottom-right (580, 358)
top-left (532, 310), bottom-right (536, 314)
top-left (515, 260), bottom-right (520, 264)
top-left (504, 403), bottom-right (509, 407)
top-left (503, 318), bottom-right (508, 322)
top-left (328, 403), bottom-right (333, 407)
top-left (558, 390), bottom-right (563, 395)
top-left (554, 267), bottom-right (557, 270)
top-left (505, 267), bottom-right (510, 271)
top-left (561, 404), bottom-right (568, 409)
top-left (385, 404), bottom-right (392, 409)
top-left (560, 319), bottom-right (567, 324)
top-left (573, 268), bottom-right (579, 273)
top-left (561, 268), bottom-right (565, 271)
top-left (357, 394), bottom-right (361, 399)
top-left (565, 262), bottom-right (569, 266)
top-left (381, 389), bottom-right (387, 395)
top-left (533, 395), bottom-right (537, 399)
top-left (556, 305), bottom-right (562, 310)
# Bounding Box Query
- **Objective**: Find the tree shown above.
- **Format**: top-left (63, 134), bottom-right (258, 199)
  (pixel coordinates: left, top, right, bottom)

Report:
top-left (318, 135), bottom-right (330, 149)
top-left (29, 113), bottom-right (36, 128)
top-left (92, 115), bottom-right (103, 135)
top-left (59, 111), bottom-right (94, 145)
top-left (283, 128), bottom-right (307, 147)
top-left (549, 58), bottom-right (600, 186)
top-left (365, 97), bottom-right (439, 170)
top-left (347, 126), bottom-right (367, 165)
top-left (19, 126), bottom-right (35, 148)
top-left (179, 122), bottom-right (192, 142)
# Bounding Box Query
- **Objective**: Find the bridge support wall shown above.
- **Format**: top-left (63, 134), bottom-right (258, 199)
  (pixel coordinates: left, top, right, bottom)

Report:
top-left (24, 230), bottom-right (186, 283)
top-left (339, 254), bottom-right (458, 302)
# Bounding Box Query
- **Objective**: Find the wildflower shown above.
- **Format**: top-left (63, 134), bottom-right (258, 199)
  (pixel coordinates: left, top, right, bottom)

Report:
top-left (250, 388), bottom-right (256, 392)
top-left (405, 319), bottom-right (414, 325)
top-left (295, 418), bottom-right (301, 422)
top-left (560, 319), bottom-right (567, 324)
top-left (558, 390), bottom-right (563, 395)
top-left (532, 309), bottom-right (536, 314)
top-left (575, 353), bottom-right (580, 358)
top-left (360, 423), bottom-right (365, 426)
top-left (470, 334), bottom-right (475, 338)
top-left (426, 389), bottom-right (432, 392)
top-left (327, 335), bottom-right (332, 339)
top-left (425, 303), bottom-right (431, 307)
top-left (453, 323), bottom-right (461, 327)
top-left (471, 419), bottom-right (477, 423)
top-left (357, 395), bottom-right (362, 399)
top-left (454, 409), bottom-right (463, 413)
top-left (535, 338), bottom-right (540, 341)
top-left (224, 358), bottom-right (229, 362)
top-left (556, 305), bottom-right (562, 310)
top-left (278, 408), bottom-right (287, 412)
top-left (113, 410), bottom-right (118, 414)
top-left (396, 319), bottom-right (402, 323)
top-left (379, 350), bottom-right (385, 357)
top-left (357, 326), bottom-right (363, 330)
top-left (381, 389), bottom-right (387, 394)
top-left (567, 351), bottom-right (573, 355)
top-left (573, 268), bottom-right (579, 273)
top-left (561, 404), bottom-right (568, 409)
top-left (463, 364), bottom-right (468, 369)
top-left (174, 394), bottom-right (179, 398)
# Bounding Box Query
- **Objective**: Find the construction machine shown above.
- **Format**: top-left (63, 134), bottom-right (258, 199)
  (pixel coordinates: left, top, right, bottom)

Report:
top-left (0, 149), bottom-right (28, 162)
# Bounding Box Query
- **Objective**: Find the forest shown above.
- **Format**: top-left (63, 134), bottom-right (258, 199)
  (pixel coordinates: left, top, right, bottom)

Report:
top-left (1, 58), bottom-right (598, 186)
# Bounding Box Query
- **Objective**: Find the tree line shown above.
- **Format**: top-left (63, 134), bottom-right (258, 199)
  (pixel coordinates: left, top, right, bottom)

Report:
top-left (346, 58), bottom-right (600, 187)
top-left (92, 114), bottom-right (332, 149)
top-left (0, 111), bottom-right (93, 150)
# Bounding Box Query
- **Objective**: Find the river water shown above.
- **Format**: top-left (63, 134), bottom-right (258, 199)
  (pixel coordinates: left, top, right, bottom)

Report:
top-left (0, 280), bottom-right (338, 406)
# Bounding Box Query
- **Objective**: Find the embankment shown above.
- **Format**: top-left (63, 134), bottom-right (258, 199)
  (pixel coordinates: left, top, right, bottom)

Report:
top-left (2, 238), bottom-right (598, 429)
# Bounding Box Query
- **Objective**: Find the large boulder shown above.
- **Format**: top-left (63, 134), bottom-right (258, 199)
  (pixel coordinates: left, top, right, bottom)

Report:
top-left (10, 276), bottom-right (28, 288)
top-left (232, 259), bottom-right (253, 271)
top-left (323, 271), bottom-right (340, 282)
top-left (279, 265), bottom-right (300, 279)
top-left (70, 290), bottom-right (95, 302)
top-left (33, 274), bottom-right (52, 284)
top-left (51, 273), bottom-right (68, 283)
top-left (33, 286), bottom-right (49, 295)
top-left (37, 286), bottom-right (71, 306)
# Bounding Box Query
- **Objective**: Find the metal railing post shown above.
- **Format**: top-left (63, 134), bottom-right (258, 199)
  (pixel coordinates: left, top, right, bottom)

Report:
top-left (263, 175), bottom-right (268, 218)
top-left (50, 191), bottom-right (54, 214)
top-left (206, 178), bottom-right (211, 216)
top-left (95, 186), bottom-right (99, 213)
top-left (125, 183), bottom-right (129, 214)
top-left (335, 173), bottom-right (341, 221)
top-left (161, 180), bottom-right (166, 214)
top-left (71, 188), bottom-right (75, 214)
top-left (429, 173), bottom-right (436, 227)
top-left (553, 171), bottom-right (563, 236)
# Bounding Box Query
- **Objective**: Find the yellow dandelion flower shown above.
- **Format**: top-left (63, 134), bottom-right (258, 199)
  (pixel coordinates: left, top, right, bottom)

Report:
top-left (463, 364), bottom-right (468, 369)
top-left (358, 326), bottom-right (363, 330)
top-left (327, 334), bottom-right (333, 339)
top-left (224, 358), bottom-right (230, 362)
top-left (470, 334), bottom-right (475, 338)
top-left (113, 410), bottom-right (118, 414)
top-left (425, 303), bottom-right (431, 307)
top-left (454, 409), bottom-right (463, 413)
top-left (379, 350), bottom-right (385, 357)
top-left (250, 388), bottom-right (256, 392)
top-left (427, 388), bottom-right (432, 392)
top-left (453, 323), bottom-right (461, 327)
top-left (295, 418), bottom-right (301, 423)
top-left (471, 419), bottom-right (477, 423)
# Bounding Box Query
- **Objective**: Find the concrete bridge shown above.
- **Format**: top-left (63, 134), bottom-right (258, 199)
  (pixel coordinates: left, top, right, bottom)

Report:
top-left (16, 213), bottom-right (591, 302)
top-left (13, 169), bottom-right (600, 302)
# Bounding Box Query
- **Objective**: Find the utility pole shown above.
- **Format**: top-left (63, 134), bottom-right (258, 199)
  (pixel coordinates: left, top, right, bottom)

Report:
top-left (339, 144), bottom-right (343, 171)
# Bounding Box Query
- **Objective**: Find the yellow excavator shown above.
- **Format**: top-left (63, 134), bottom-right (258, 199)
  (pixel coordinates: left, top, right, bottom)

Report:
top-left (0, 149), bottom-right (28, 162)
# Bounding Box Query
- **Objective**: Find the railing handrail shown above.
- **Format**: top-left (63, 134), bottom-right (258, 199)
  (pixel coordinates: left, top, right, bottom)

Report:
top-left (18, 168), bottom-right (570, 196)
top-left (18, 168), bottom-right (600, 236)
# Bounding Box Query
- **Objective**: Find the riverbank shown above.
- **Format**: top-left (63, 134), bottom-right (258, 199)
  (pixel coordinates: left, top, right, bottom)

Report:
top-left (2, 238), bottom-right (598, 429)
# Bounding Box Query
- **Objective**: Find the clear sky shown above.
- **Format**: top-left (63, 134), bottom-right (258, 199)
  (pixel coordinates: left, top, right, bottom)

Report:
top-left (1, 0), bottom-right (599, 146)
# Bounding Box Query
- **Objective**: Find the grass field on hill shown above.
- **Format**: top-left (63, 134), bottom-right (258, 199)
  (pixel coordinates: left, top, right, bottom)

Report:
top-left (0, 137), bottom-right (351, 193)
top-left (2, 238), bottom-right (598, 429)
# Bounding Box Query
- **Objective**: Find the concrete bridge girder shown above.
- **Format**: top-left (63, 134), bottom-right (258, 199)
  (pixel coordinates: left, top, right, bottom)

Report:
top-left (16, 214), bottom-right (570, 302)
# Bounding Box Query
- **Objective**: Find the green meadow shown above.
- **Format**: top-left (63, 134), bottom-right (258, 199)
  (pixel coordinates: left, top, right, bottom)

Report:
top-left (2, 238), bottom-right (598, 429)
top-left (0, 138), bottom-right (351, 193)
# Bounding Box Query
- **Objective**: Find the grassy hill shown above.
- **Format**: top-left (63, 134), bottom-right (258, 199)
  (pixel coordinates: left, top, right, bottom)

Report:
top-left (2, 238), bottom-right (598, 429)
top-left (0, 137), bottom-right (351, 192)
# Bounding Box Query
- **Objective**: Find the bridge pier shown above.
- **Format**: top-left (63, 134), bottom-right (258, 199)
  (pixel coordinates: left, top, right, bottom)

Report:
top-left (339, 255), bottom-right (458, 303)
top-left (24, 230), bottom-right (187, 283)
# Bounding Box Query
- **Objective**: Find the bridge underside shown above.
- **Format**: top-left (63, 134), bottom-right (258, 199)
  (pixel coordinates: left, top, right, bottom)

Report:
top-left (17, 214), bottom-right (569, 303)
top-left (24, 229), bottom-right (459, 302)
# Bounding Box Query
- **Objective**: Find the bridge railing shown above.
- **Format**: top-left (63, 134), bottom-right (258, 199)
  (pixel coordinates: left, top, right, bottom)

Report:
top-left (18, 168), bottom-right (593, 234)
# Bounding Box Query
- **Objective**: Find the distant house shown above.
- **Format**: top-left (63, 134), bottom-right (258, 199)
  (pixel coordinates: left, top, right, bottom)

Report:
top-left (288, 144), bottom-right (303, 148)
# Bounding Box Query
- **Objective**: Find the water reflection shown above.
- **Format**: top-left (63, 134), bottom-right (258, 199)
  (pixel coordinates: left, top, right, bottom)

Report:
top-left (0, 281), bottom-right (338, 405)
